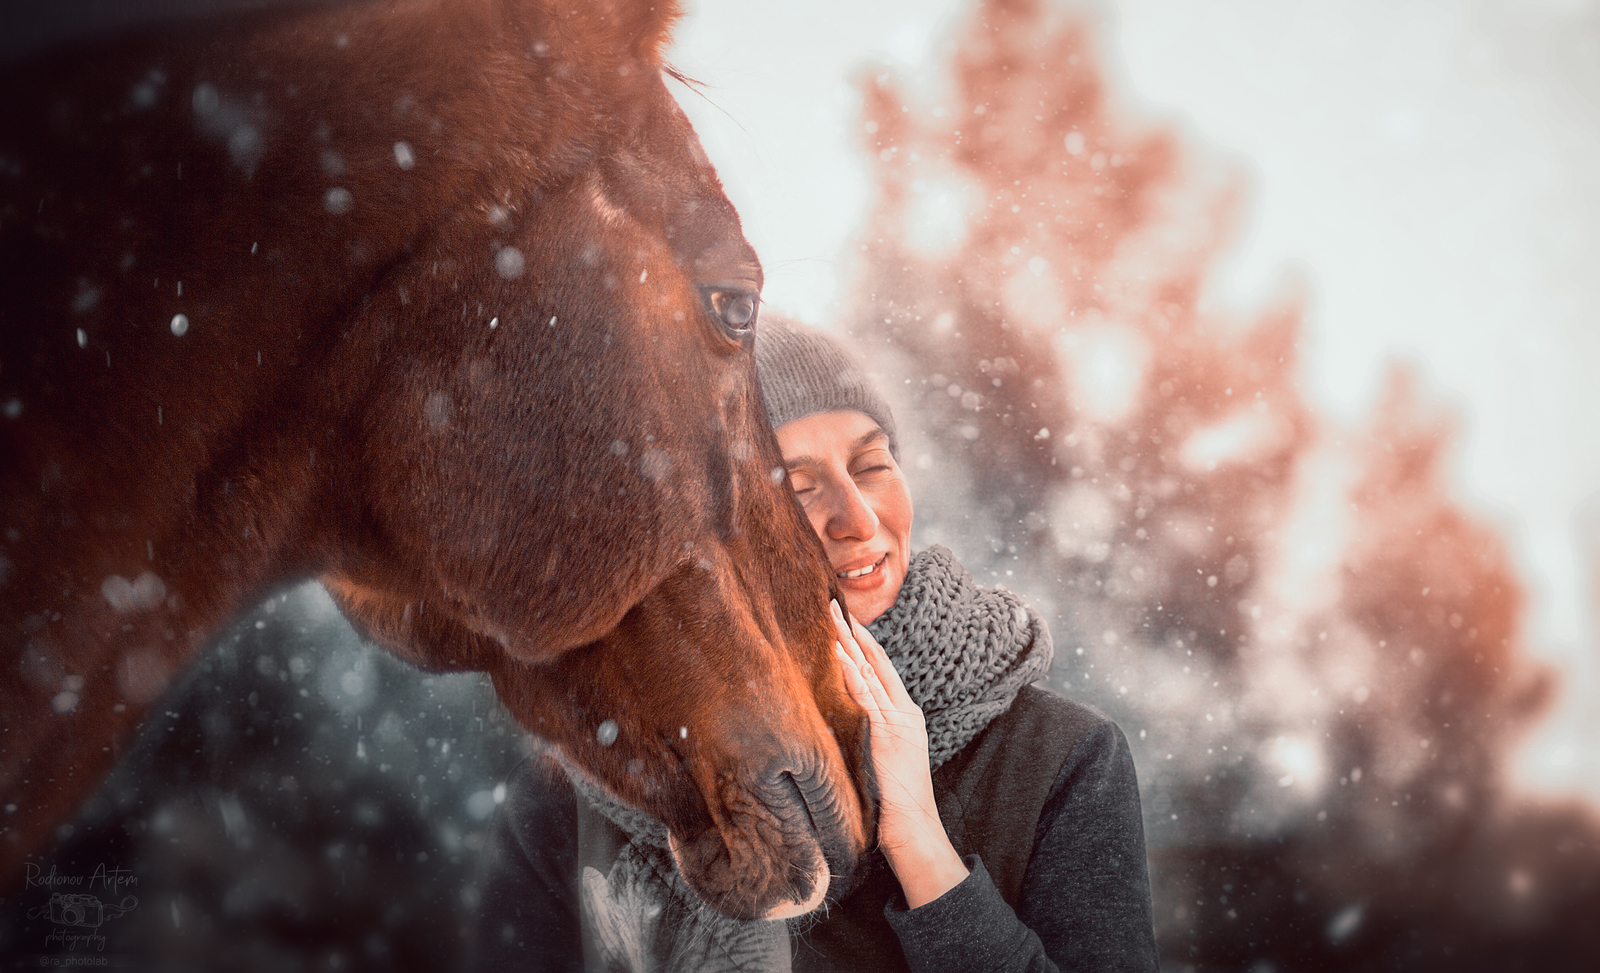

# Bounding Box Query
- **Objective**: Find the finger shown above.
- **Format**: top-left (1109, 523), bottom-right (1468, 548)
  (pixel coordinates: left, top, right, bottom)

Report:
top-left (853, 649), bottom-right (900, 715)
top-left (838, 630), bottom-right (868, 671)
top-left (842, 610), bottom-right (892, 672)
top-left (834, 635), bottom-right (896, 718)
top-left (834, 639), bottom-right (864, 685)
top-left (830, 599), bottom-right (861, 654)
top-left (845, 612), bottom-right (915, 706)
top-left (833, 606), bottom-right (918, 719)
top-left (839, 609), bottom-right (887, 672)
top-left (841, 609), bottom-right (874, 647)
top-left (832, 601), bottom-right (869, 668)
top-left (834, 642), bottom-right (883, 716)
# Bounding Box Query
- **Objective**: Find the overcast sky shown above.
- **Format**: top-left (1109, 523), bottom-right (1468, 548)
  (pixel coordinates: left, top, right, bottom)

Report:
top-left (669, 0), bottom-right (1600, 798)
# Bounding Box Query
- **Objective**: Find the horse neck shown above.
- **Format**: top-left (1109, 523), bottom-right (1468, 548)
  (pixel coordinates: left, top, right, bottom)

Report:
top-left (4, 306), bottom-right (348, 664)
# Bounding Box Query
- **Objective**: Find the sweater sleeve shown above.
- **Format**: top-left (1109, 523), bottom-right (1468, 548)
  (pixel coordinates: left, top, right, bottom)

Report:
top-left (884, 719), bottom-right (1159, 973)
top-left (885, 856), bottom-right (1060, 972)
top-left (469, 755), bottom-right (585, 973)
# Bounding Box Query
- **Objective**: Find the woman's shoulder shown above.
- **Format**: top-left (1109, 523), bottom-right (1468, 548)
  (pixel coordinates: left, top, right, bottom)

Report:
top-left (935, 686), bottom-right (1105, 812)
top-left (937, 684), bottom-right (1117, 788)
top-left (931, 685), bottom-right (1128, 904)
top-left (1002, 684), bottom-right (1118, 745)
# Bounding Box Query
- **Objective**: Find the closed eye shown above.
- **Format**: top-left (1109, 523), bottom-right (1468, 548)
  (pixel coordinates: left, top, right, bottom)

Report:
top-left (849, 447), bottom-right (895, 479)
top-left (785, 470), bottom-right (818, 503)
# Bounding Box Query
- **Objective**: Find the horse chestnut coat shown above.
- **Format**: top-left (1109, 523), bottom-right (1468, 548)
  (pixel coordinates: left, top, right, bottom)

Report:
top-left (0, 0), bottom-right (873, 920)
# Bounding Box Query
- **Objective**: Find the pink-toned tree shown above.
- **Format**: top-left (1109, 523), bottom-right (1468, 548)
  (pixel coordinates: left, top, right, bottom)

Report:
top-left (842, 0), bottom-right (1598, 967)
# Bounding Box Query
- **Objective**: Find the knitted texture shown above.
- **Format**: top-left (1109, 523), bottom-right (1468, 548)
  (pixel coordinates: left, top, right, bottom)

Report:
top-left (755, 315), bottom-right (899, 456)
top-left (570, 769), bottom-right (670, 850)
top-left (867, 544), bottom-right (1054, 769)
top-left (565, 546), bottom-right (1052, 971)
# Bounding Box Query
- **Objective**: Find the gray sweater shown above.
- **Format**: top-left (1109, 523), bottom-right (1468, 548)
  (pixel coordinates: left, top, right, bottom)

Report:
top-left (472, 686), bottom-right (1158, 972)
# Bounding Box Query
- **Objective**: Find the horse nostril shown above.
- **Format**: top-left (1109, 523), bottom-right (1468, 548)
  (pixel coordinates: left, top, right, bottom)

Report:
top-left (781, 770), bottom-right (820, 838)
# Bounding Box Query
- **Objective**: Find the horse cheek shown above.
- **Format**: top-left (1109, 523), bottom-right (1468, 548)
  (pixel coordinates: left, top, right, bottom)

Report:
top-left (749, 464), bottom-right (881, 862)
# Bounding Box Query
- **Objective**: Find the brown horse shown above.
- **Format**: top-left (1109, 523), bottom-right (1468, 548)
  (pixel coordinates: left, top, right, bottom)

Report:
top-left (0, 0), bottom-right (872, 920)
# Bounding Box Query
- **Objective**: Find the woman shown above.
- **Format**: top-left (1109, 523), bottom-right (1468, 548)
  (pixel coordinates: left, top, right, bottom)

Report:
top-left (473, 317), bottom-right (1159, 972)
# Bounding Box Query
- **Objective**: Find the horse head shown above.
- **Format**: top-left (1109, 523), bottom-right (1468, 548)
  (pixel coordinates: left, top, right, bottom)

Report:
top-left (0, 0), bottom-right (873, 920)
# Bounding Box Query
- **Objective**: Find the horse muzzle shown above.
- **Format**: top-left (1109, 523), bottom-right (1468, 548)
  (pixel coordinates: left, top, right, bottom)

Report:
top-left (667, 753), bottom-right (868, 921)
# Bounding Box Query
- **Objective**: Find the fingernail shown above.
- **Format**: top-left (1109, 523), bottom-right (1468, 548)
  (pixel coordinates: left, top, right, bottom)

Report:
top-left (830, 599), bottom-right (843, 622)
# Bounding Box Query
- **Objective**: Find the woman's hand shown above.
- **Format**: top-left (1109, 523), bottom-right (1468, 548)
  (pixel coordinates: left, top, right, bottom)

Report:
top-left (831, 599), bottom-right (969, 909)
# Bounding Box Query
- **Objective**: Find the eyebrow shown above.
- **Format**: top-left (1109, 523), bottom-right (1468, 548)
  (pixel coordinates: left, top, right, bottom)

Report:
top-left (782, 429), bottom-right (888, 471)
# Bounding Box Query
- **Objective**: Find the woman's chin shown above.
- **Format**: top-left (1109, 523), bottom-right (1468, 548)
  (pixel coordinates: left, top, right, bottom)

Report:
top-left (838, 564), bottom-right (902, 624)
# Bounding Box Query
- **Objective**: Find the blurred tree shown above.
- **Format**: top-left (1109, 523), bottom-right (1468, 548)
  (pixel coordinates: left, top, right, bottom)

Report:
top-left (842, 0), bottom-right (1600, 968)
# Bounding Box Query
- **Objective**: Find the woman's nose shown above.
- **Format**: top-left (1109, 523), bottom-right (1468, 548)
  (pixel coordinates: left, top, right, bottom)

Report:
top-left (825, 482), bottom-right (879, 541)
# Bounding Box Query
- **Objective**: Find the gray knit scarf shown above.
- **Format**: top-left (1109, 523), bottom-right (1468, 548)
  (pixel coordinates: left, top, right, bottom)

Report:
top-left (569, 545), bottom-right (1054, 972)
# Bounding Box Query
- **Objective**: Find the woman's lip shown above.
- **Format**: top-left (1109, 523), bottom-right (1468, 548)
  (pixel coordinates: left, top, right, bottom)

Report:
top-left (835, 553), bottom-right (888, 581)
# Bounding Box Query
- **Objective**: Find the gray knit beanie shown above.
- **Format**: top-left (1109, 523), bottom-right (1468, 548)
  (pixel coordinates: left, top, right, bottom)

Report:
top-left (755, 314), bottom-right (899, 457)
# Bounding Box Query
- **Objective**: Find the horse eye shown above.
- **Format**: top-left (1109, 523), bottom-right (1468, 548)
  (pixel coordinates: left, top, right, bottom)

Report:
top-left (706, 289), bottom-right (757, 334)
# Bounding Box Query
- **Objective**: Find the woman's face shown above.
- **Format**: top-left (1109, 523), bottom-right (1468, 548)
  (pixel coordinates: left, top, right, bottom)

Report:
top-left (774, 410), bottom-right (912, 626)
